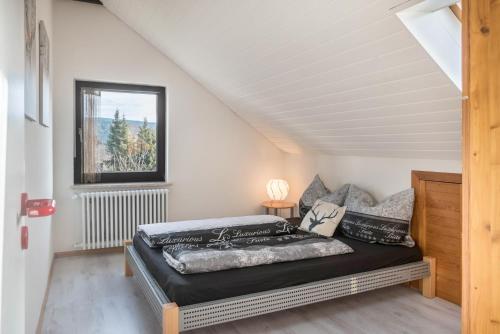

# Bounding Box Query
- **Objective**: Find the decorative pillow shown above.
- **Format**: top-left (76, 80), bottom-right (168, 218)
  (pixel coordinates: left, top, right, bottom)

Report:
top-left (299, 175), bottom-right (329, 218)
top-left (340, 185), bottom-right (415, 247)
top-left (300, 200), bottom-right (347, 237)
top-left (320, 184), bottom-right (350, 206)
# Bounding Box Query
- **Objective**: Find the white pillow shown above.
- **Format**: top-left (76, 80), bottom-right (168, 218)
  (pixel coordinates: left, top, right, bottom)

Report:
top-left (299, 200), bottom-right (346, 237)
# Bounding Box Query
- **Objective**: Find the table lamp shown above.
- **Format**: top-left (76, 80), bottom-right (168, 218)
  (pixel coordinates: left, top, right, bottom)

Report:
top-left (266, 179), bottom-right (289, 201)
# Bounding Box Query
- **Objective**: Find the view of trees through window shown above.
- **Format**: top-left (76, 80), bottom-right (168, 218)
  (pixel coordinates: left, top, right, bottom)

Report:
top-left (96, 91), bottom-right (158, 173)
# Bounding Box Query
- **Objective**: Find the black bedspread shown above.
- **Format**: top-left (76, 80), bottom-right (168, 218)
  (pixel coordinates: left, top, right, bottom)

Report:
top-left (132, 219), bottom-right (422, 306)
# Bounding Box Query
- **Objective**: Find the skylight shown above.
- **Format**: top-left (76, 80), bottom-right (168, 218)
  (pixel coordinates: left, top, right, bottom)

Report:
top-left (397, 0), bottom-right (461, 90)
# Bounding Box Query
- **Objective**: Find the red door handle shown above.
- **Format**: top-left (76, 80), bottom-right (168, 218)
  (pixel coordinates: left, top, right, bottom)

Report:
top-left (21, 226), bottom-right (28, 250)
top-left (21, 193), bottom-right (56, 217)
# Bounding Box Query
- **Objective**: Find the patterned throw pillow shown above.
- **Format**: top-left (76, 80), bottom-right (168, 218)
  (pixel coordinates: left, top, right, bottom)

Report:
top-left (300, 200), bottom-right (347, 237)
top-left (299, 175), bottom-right (329, 218)
top-left (299, 176), bottom-right (351, 218)
top-left (340, 185), bottom-right (415, 247)
top-left (320, 184), bottom-right (350, 206)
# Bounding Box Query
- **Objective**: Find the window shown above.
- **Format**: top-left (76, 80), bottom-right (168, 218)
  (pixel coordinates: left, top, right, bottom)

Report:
top-left (74, 81), bottom-right (166, 184)
top-left (397, 2), bottom-right (461, 89)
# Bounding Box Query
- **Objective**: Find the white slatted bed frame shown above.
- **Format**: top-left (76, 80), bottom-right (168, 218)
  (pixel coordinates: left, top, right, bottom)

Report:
top-left (124, 241), bottom-right (436, 334)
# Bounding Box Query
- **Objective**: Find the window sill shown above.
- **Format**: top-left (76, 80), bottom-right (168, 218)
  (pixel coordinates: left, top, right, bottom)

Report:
top-left (71, 182), bottom-right (172, 192)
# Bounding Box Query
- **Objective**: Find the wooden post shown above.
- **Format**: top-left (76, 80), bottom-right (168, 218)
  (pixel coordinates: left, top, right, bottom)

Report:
top-left (422, 256), bottom-right (436, 298)
top-left (124, 240), bottom-right (133, 277)
top-left (462, 0), bottom-right (500, 332)
top-left (163, 303), bottom-right (179, 334)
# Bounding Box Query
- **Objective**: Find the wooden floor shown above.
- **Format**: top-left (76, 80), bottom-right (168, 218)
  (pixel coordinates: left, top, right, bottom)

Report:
top-left (41, 253), bottom-right (460, 334)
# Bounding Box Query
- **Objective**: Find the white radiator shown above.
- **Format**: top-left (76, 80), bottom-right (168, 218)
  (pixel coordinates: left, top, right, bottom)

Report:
top-left (79, 189), bottom-right (168, 249)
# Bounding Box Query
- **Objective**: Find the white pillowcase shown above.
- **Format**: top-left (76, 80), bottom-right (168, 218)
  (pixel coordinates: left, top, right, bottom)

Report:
top-left (299, 200), bottom-right (347, 237)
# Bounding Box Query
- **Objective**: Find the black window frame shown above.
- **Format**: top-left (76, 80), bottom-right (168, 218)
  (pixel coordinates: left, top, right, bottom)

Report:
top-left (74, 80), bottom-right (166, 184)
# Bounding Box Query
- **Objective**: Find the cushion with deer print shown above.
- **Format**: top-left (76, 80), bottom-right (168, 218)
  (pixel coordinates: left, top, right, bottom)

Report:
top-left (299, 200), bottom-right (347, 237)
top-left (340, 185), bottom-right (415, 247)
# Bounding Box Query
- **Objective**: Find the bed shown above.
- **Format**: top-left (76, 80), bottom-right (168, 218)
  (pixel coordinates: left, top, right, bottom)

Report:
top-left (124, 217), bottom-right (436, 334)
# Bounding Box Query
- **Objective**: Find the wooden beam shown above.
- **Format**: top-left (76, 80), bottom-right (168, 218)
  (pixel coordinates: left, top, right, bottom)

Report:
top-left (411, 170), bottom-right (462, 184)
top-left (124, 240), bottom-right (133, 277)
top-left (450, 4), bottom-right (462, 22)
top-left (461, 0), bottom-right (471, 331)
top-left (462, 0), bottom-right (500, 332)
top-left (422, 256), bottom-right (436, 298)
top-left (163, 303), bottom-right (179, 334)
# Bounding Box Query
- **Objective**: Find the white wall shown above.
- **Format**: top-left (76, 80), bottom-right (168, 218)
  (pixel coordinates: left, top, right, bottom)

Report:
top-left (52, 0), bottom-right (284, 252)
top-left (284, 153), bottom-right (318, 204)
top-left (0, 0), bottom-right (54, 332)
top-left (285, 153), bottom-right (462, 202)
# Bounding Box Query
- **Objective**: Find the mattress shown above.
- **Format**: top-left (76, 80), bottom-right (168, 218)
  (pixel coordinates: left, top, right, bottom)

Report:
top-left (132, 218), bottom-right (422, 306)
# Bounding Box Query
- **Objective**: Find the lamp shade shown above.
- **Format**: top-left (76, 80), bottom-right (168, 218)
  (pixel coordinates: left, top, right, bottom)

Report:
top-left (266, 179), bottom-right (289, 201)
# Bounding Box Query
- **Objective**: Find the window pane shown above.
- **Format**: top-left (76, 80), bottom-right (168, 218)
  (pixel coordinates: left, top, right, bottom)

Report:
top-left (76, 81), bottom-right (165, 184)
top-left (93, 91), bottom-right (158, 173)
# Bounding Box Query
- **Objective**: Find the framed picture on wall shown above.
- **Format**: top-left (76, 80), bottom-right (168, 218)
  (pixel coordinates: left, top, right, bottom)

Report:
top-left (24, 0), bottom-right (37, 121)
top-left (39, 21), bottom-right (50, 127)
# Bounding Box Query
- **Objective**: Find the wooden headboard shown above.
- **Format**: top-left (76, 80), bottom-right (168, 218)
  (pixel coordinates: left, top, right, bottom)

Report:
top-left (411, 171), bottom-right (462, 305)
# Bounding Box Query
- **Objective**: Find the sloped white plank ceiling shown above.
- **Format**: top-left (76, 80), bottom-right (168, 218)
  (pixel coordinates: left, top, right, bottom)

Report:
top-left (101, 0), bottom-right (461, 159)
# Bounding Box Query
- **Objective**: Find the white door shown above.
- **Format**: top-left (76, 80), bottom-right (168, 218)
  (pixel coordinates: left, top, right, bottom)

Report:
top-left (0, 0), bottom-right (28, 332)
